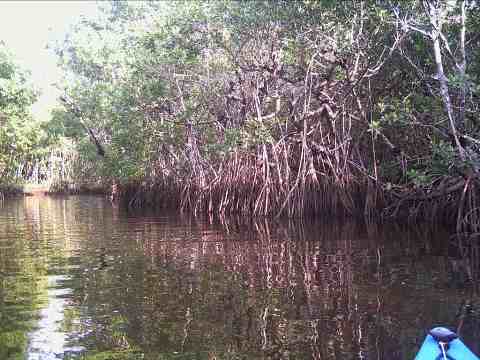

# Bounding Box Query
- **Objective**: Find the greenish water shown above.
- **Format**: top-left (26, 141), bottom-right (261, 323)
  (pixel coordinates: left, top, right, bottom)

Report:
top-left (0, 196), bottom-right (478, 360)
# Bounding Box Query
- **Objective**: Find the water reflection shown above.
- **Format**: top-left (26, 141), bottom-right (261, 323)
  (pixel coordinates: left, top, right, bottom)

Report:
top-left (0, 196), bottom-right (478, 359)
top-left (27, 275), bottom-right (84, 360)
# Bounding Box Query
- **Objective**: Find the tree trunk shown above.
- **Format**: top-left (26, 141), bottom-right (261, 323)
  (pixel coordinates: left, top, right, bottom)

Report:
top-left (428, 2), bottom-right (466, 161)
top-left (185, 121), bottom-right (205, 188)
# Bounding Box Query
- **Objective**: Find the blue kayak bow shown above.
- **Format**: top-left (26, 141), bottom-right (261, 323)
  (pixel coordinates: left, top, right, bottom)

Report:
top-left (415, 327), bottom-right (479, 360)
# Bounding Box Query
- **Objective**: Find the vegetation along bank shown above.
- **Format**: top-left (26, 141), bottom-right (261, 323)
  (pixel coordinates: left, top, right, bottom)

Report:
top-left (1, 1), bottom-right (480, 238)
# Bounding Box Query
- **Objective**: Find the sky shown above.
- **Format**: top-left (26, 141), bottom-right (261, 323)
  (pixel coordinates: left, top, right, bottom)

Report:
top-left (0, 1), bottom-right (99, 120)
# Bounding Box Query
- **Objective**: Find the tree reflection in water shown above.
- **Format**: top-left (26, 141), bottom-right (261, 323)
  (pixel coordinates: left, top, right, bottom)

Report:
top-left (0, 197), bottom-right (478, 359)
top-left (69, 214), bottom-right (480, 359)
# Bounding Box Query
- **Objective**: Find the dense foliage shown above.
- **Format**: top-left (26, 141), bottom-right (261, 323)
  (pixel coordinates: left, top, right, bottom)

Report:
top-left (0, 43), bottom-right (42, 184)
top-left (4, 1), bottom-right (480, 234)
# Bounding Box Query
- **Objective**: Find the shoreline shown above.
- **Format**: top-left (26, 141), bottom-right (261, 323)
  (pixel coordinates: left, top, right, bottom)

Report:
top-left (0, 183), bottom-right (108, 198)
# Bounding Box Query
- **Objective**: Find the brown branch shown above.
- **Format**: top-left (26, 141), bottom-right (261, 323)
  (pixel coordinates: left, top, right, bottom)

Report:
top-left (59, 96), bottom-right (106, 157)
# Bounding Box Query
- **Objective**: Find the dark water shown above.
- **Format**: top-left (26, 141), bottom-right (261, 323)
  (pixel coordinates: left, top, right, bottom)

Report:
top-left (0, 196), bottom-right (478, 360)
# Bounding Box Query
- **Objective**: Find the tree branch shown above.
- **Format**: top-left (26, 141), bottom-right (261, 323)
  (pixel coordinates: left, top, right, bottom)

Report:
top-left (60, 96), bottom-right (106, 157)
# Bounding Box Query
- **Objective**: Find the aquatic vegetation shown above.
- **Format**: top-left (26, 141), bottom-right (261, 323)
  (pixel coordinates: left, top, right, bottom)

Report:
top-left (35, 1), bottom-right (478, 235)
top-left (2, 1), bottom-right (480, 233)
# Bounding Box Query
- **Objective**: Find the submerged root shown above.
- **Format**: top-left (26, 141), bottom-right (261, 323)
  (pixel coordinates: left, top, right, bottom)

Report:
top-left (382, 176), bottom-right (480, 232)
top-left (125, 143), bottom-right (371, 219)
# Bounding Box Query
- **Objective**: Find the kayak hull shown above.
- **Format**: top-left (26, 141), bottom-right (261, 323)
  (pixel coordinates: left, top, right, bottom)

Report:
top-left (415, 334), bottom-right (479, 360)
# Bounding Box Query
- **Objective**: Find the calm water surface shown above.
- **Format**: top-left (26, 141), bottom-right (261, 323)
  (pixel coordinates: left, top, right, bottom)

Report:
top-left (0, 196), bottom-right (478, 359)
